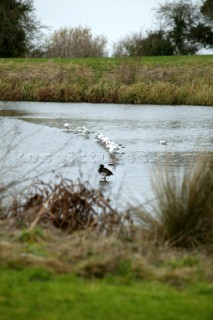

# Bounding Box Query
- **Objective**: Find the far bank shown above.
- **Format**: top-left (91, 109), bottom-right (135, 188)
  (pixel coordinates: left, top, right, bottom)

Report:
top-left (0, 56), bottom-right (212, 106)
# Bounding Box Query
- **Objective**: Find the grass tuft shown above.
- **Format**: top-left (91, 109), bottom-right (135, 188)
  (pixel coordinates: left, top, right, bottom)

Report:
top-left (134, 154), bottom-right (213, 248)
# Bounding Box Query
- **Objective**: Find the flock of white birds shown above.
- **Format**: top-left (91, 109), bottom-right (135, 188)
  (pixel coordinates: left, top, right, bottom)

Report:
top-left (63, 122), bottom-right (125, 156)
top-left (64, 123), bottom-right (91, 137)
top-left (95, 132), bottom-right (125, 156)
top-left (63, 123), bottom-right (167, 153)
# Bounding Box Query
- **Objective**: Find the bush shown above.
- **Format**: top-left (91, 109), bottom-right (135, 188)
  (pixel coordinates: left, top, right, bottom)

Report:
top-left (7, 178), bottom-right (132, 236)
top-left (45, 26), bottom-right (108, 58)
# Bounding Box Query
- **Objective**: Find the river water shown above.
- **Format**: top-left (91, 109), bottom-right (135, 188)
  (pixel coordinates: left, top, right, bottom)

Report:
top-left (0, 101), bottom-right (213, 209)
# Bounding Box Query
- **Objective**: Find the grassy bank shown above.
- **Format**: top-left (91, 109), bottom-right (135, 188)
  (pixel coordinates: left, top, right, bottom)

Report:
top-left (0, 155), bottom-right (213, 319)
top-left (0, 55), bottom-right (212, 105)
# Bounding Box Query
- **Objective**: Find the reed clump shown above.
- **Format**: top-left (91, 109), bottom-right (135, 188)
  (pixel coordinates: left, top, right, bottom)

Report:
top-left (86, 82), bottom-right (120, 103)
top-left (135, 154), bottom-right (213, 248)
top-left (1, 78), bottom-right (212, 105)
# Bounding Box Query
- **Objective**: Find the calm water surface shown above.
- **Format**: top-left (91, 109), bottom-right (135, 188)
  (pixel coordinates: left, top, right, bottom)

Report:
top-left (0, 101), bottom-right (213, 209)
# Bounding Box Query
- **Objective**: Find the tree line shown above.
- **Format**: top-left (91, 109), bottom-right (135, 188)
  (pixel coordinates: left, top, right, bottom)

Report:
top-left (0, 0), bottom-right (212, 58)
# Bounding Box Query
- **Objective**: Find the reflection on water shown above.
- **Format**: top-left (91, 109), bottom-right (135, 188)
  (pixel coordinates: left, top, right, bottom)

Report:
top-left (99, 180), bottom-right (113, 192)
top-left (0, 101), bottom-right (213, 209)
top-left (169, 120), bottom-right (181, 129)
top-left (0, 109), bottom-right (29, 117)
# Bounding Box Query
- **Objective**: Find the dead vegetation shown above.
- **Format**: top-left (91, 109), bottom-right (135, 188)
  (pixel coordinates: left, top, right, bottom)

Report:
top-left (106, 62), bottom-right (213, 85)
top-left (6, 178), bottom-right (132, 236)
top-left (0, 61), bottom-right (95, 84)
top-left (1, 154), bottom-right (213, 250)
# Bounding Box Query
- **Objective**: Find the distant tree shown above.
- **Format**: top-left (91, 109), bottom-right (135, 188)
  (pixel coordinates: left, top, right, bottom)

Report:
top-left (45, 27), bottom-right (108, 58)
top-left (140, 30), bottom-right (174, 56)
top-left (0, 0), bottom-right (42, 57)
top-left (112, 30), bottom-right (173, 57)
top-left (112, 32), bottom-right (144, 57)
top-left (154, 0), bottom-right (213, 54)
top-left (201, 0), bottom-right (213, 20)
top-left (154, 0), bottom-right (200, 54)
top-left (190, 23), bottom-right (213, 47)
top-left (196, 0), bottom-right (213, 48)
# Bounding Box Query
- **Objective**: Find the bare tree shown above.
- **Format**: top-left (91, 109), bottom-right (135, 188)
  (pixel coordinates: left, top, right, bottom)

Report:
top-left (45, 26), bottom-right (108, 58)
top-left (112, 32), bottom-right (144, 57)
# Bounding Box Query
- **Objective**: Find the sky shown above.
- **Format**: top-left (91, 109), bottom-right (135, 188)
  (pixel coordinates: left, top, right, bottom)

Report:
top-left (33, 0), bottom-right (161, 47)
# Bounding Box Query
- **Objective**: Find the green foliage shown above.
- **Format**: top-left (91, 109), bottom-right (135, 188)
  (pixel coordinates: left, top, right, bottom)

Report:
top-left (167, 256), bottom-right (200, 268)
top-left (140, 30), bottom-right (174, 56)
top-left (201, 0), bottom-right (213, 20)
top-left (113, 30), bottom-right (174, 57)
top-left (0, 0), bottom-right (41, 57)
top-left (190, 23), bottom-right (213, 47)
top-left (18, 227), bottom-right (45, 243)
top-left (27, 267), bottom-right (53, 281)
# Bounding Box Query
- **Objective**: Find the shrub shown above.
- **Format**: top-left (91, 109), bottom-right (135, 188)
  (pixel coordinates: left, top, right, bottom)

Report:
top-left (7, 178), bottom-right (132, 236)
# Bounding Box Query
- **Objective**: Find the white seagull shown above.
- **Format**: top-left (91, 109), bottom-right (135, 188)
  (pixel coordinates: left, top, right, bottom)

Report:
top-left (158, 140), bottom-right (167, 145)
top-left (82, 126), bottom-right (91, 137)
top-left (64, 123), bottom-right (72, 130)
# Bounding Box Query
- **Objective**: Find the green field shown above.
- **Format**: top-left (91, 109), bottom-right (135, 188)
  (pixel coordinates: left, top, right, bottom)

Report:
top-left (0, 55), bottom-right (212, 105)
top-left (0, 224), bottom-right (213, 320)
top-left (1, 265), bottom-right (213, 320)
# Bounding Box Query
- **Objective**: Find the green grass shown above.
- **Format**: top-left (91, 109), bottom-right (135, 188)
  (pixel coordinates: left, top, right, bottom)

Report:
top-left (1, 265), bottom-right (213, 320)
top-left (0, 56), bottom-right (212, 105)
top-left (1, 54), bottom-right (212, 64)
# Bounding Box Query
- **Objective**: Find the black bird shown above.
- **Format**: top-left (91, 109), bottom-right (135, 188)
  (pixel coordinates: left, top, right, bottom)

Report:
top-left (98, 164), bottom-right (113, 180)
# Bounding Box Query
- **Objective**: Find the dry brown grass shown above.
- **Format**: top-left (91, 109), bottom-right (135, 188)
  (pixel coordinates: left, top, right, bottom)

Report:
top-left (0, 61), bottom-right (95, 85)
top-left (1, 77), bottom-right (212, 105)
top-left (105, 62), bottom-right (213, 86)
top-left (6, 178), bottom-right (132, 237)
top-left (0, 219), bottom-right (213, 284)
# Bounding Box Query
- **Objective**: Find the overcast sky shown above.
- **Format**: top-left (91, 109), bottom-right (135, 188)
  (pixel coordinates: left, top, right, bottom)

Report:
top-left (33, 0), bottom-right (161, 46)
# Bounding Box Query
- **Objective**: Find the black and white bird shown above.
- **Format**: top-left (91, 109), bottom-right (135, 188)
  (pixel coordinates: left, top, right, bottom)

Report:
top-left (98, 164), bottom-right (113, 180)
